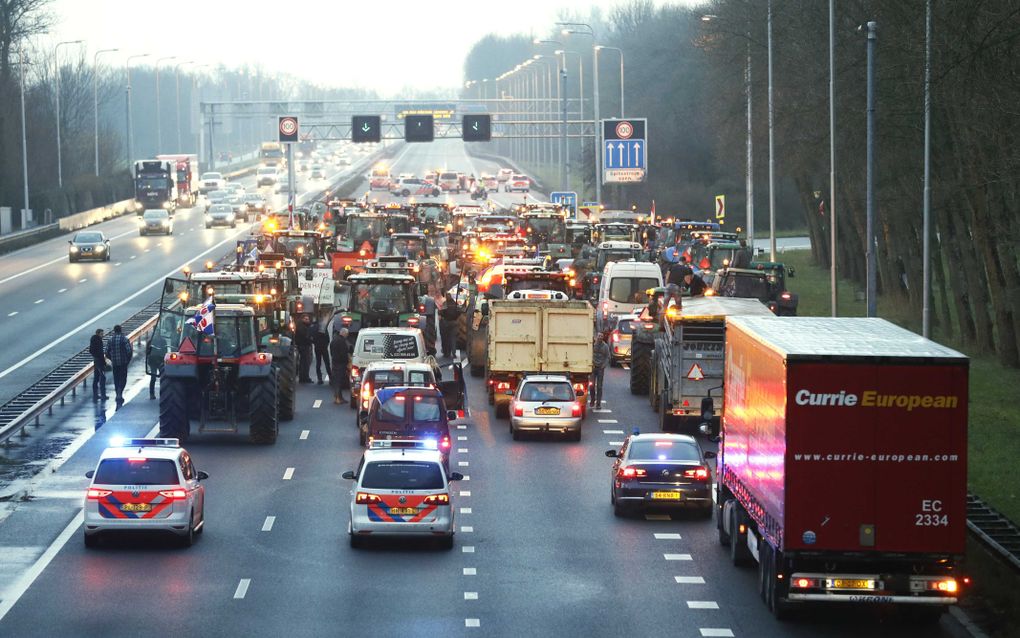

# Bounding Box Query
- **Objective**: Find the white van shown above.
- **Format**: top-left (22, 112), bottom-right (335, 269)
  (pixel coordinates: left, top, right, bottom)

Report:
top-left (596, 260), bottom-right (662, 330)
top-left (349, 327), bottom-right (437, 397)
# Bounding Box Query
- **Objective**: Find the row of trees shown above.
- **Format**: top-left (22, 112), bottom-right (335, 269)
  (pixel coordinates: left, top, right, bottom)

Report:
top-left (463, 0), bottom-right (1020, 366)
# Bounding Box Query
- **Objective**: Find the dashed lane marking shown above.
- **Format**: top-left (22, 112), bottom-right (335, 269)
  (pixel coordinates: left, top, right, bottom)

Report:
top-left (57, 288), bottom-right (66, 293)
top-left (609, 441), bottom-right (624, 446)
top-left (675, 576), bottom-right (706, 584)
top-left (665, 554), bottom-right (693, 561)
top-left (233, 579), bottom-right (251, 599)
top-left (466, 619), bottom-right (480, 628)
top-left (34, 299), bottom-right (43, 304)
top-left (458, 448), bottom-right (468, 453)
top-left (283, 467), bottom-right (295, 480)
top-left (456, 424), bottom-right (467, 430)
top-left (458, 461), bottom-right (469, 467)
top-left (598, 419), bottom-right (618, 424)
top-left (460, 491), bottom-right (471, 497)
top-left (464, 592), bottom-right (478, 600)
top-left (130, 255), bottom-right (136, 260)
top-left (699, 630), bottom-right (733, 637)
top-left (461, 526), bottom-right (473, 533)
top-left (462, 475), bottom-right (470, 481)
top-left (299, 430), bottom-right (309, 440)
top-left (592, 408), bottom-right (612, 413)
top-left (655, 533), bottom-right (682, 540)
top-left (603, 429), bottom-right (624, 435)
top-left (114, 262), bottom-right (122, 266)
top-left (463, 567), bottom-right (477, 575)
top-left (646, 514), bottom-right (672, 521)
top-left (79, 278), bottom-right (87, 283)
top-left (262, 516), bottom-right (275, 532)
top-left (460, 507), bottom-right (472, 514)
top-left (6, 312), bottom-right (16, 317)
top-left (312, 399), bottom-right (322, 408)
top-left (462, 546), bottom-right (475, 553)
top-left (144, 248), bottom-right (151, 253)
top-left (688, 601), bottom-right (719, 609)
top-left (457, 436), bottom-right (467, 441)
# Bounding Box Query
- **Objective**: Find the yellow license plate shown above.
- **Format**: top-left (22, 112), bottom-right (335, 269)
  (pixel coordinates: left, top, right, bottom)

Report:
top-left (651, 491), bottom-right (682, 500)
top-left (829, 579), bottom-right (874, 590)
top-left (120, 503), bottom-right (152, 512)
top-left (389, 507), bottom-right (418, 516)
top-left (536, 407), bottom-right (561, 415)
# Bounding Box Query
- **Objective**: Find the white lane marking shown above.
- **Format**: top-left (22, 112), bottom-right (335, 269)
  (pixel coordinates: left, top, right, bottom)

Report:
top-left (114, 262), bottom-right (122, 267)
top-left (79, 278), bottom-right (87, 283)
top-left (688, 601), bottom-right (719, 609)
top-left (130, 255), bottom-right (136, 260)
top-left (592, 408), bottom-right (612, 413)
top-left (6, 311), bottom-right (16, 317)
top-left (262, 516), bottom-right (276, 532)
top-left (665, 553), bottom-right (693, 561)
top-left (461, 526), bottom-right (473, 533)
top-left (460, 490), bottom-right (471, 497)
top-left (646, 514), bottom-right (672, 521)
top-left (462, 475), bottom-right (470, 481)
top-left (34, 299), bottom-right (44, 304)
top-left (466, 619), bottom-right (480, 628)
top-left (460, 507), bottom-right (472, 514)
top-left (699, 630), bottom-right (733, 637)
top-left (458, 461), bottom-right (469, 467)
top-left (457, 436), bottom-right (467, 441)
top-left (456, 424), bottom-right (467, 430)
top-left (458, 448), bottom-right (468, 453)
top-left (233, 579), bottom-right (251, 599)
top-left (462, 546), bottom-right (475, 553)
top-left (312, 399), bottom-right (322, 408)
top-left (463, 567), bottom-right (476, 575)
top-left (0, 255), bottom-right (68, 286)
top-left (57, 288), bottom-right (66, 293)
top-left (655, 533), bottom-right (683, 540)
top-left (299, 430), bottom-right (309, 440)
top-left (0, 228), bottom-right (252, 381)
top-left (603, 429), bottom-right (624, 435)
top-left (675, 576), bottom-right (706, 584)
top-left (598, 419), bottom-right (618, 424)
top-left (464, 592), bottom-right (478, 600)
top-left (0, 510), bottom-right (83, 622)
top-left (283, 467), bottom-right (295, 480)
top-left (609, 441), bottom-right (624, 446)
top-left (144, 248), bottom-right (150, 253)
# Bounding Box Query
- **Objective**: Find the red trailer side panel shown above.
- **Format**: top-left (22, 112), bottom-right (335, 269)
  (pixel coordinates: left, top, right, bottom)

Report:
top-left (784, 361), bottom-right (968, 554)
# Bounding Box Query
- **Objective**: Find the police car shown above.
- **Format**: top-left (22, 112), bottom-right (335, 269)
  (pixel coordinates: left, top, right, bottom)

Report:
top-left (342, 440), bottom-right (463, 549)
top-left (83, 438), bottom-right (207, 547)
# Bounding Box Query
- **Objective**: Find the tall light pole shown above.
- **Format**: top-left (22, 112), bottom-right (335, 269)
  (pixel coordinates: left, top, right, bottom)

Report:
top-left (594, 46), bottom-right (624, 117)
top-left (535, 40), bottom-right (568, 190)
top-left (863, 21), bottom-right (878, 318)
top-left (155, 55), bottom-right (177, 151)
top-left (829, 0), bottom-right (838, 316)
top-left (17, 50), bottom-right (31, 218)
top-left (921, 0), bottom-right (932, 337)
top-left (94, 48), bottom-right (119, 176)
top-left (594, 45), bottom-right (624, 206)
top-left (175, 60), bottom-right (195, 151)
top-left (54, 39), bottom-right (84, 189)
top-left (125, 53), bottom-right (150, 167)
top-left (560, 22), bottom-right (599, 202)
top-left (767, 0), bottom-right (777, 261)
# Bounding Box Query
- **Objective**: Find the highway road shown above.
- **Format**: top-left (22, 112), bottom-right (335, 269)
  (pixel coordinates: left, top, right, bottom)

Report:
top-left (0, 141), bottom-right (967, 637)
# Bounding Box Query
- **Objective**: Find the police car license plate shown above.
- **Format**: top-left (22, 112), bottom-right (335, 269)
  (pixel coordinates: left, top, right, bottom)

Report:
top-left (120, 503), bottom-right (152, 512)
top-left (651, 491), bottom-right (682, 500)
top-left (536, 407), bottom-right (560, 415)
top-left (389, 507), bottom-right (417, 516)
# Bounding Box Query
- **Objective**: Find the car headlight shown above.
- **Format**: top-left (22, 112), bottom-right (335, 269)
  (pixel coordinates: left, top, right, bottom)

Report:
top-left (95, 245), bottom-right (106, 252)
top-left (161, 220), bottom-right (170, 226)
top-left (70, 246), bottom-right (79, 252)
top-left (162, 201), bottom-right (172, 209)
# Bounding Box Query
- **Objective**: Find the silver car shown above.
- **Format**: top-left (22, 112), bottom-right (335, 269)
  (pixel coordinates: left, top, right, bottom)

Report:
top-left (68, 231), bottom-right (111, 262)
top-left (225, 194), bottom-right (249, 221)
top-left (139, 209), bottom-right (173, 236)
top-left (204, 189), bottom-right (230, 211)
top-left (509, 374), bottom-right (584, 441)
top-left (205, 203), bottom-right (236, 228)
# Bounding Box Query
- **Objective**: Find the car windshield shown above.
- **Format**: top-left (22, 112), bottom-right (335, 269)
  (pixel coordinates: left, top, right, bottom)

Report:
top-left (94, 458), bottom-right (179, 485)
top-left (353, 283), bottom-right (412, 314)
top-left (377, 237), bottom-right (426, 259)
top-left (609, 277), bottom-right (659, 304)
top-left (257, 168), bottom-right (276, 175)
top-left (412, 396), bottom-right (443, 421)
top-left (208, 190), bottom-right (229, 199)
top-left (616, 319), bottom-right (636, 334)
top-left (520, 382), bottom-right (574, 402)
top-left (210, 205), bottom-right (232, 213)
top-left (440, 172), bottom-right (457, 180)
top-left (628, 439), bottom-right (702, 462)
top-left (201, 173), bottom-right (222, 180)
top-left (600, 226), bottom-right (635, 241)
top-left (719, 275), bottom-right (769, 300)
top-left (597, 250), bottom-right (641, 270)
top-left (708, 248), bottom-right (742, 270)
top-left (275, 236), bottom-right (321, 259)
top-left (180, 315), bottom-right (256, 358)
top-left (143, 211), bottom-right (168, 220)
top-left (367, 370), bottom-right (405, 388)
top-left (136, 176), bottom-right (169, 190)
top-left (75, 232), bottom-right (103, 243)
top-left (505, 277), bottom-right (569, 294)
top-left (524, 217), bottom-right (565, 243)
top-left (361, 461), bottom-right (444, 490)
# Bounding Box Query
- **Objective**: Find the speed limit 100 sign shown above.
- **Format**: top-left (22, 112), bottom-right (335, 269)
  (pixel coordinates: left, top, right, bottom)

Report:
top-left (279, 116), bottom-right (299, 143)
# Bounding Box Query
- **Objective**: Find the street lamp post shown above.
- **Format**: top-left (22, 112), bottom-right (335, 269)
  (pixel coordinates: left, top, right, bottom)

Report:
top-left (17, 50), bottom-right (31, 218)
top-left (125, 53), bottom-right (150, 168)
top-left (54, 40), bottom-right (84, 189)
top-left (175, 60), bottom-right (195, 152)
top-left (829, 0), bottom-right (838, 316)
top-left (94, 48), bottom-right (119, 176)
top-left (535, 40), bottom-right (568, 190)
top-left (155, 56), bottom-right (177, 151)
top-left (864, 21), bottom-right (878, 318)
top-left (767, 0), bottom-right (777, 261)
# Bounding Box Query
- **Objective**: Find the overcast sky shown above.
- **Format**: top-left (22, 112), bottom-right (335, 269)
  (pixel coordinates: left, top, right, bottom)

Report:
top-left (43, 0), bottom-right (700, 95)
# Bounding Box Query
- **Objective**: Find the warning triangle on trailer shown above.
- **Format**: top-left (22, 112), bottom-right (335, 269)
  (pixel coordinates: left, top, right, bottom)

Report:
top-left (686, 363), bottom-right (705, 381)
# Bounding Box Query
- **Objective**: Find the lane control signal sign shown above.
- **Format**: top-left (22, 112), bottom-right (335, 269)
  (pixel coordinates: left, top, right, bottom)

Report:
top-left (462, 114), bottom-right (491, 142)
top-left (405, 115), bottom-right (434, 143)
top-left (352, 116), bottom-right (381, 143)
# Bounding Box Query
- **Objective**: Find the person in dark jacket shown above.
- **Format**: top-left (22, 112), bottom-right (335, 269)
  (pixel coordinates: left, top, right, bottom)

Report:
top-left (330, 328), bottom-right (351, 404)
top-left (684, 268), bottom-right (709, 297)
top-left (591, 333), bottom-right (611, 409)
top-left (89, 329), bottom-right (108, 401)
top-left (295, 315), bottom-right (314, 383)
top-left (439, 294), bottom-right (461, 359)
top-left (105, 325), bottom-right (133, 405)
top-left (313, 322), bottom-right (331, 384)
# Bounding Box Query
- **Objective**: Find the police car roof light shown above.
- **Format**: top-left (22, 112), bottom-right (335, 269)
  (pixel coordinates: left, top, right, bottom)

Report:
top-left (112, 437), bottom-right (180, 448)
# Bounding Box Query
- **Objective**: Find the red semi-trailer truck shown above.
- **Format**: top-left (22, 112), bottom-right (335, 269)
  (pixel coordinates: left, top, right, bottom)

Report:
top-left (713, 316), bottom-right (968, 620)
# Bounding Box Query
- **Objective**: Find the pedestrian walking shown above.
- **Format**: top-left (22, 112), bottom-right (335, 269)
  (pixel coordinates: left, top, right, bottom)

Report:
top-left (295, 315), bottom-right (314, 383)
top-left (330, 328), bottom-right (351, 404)
top-left (421, 293), bottom-right (438, 356)
top-left (106, 325), bottom-right (133, 405)
top-left (439, 294), bottom-right (461, 359)
top-left (592, 333), bottom-right (611, 409)
top-left (89, 329), bottom-right (108, 402)
top-left (313, 322), bottom-right (331, 385)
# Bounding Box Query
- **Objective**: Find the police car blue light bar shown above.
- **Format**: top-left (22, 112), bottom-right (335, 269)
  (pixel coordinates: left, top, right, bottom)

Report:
top-left (110, 437), bottom-right (180, 448)
top-left (369, 439), bottom-right (438, 450)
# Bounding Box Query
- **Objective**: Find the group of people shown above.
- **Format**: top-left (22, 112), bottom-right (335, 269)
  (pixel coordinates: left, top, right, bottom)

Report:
top-left (89, 326), bottom-right (133, 406)
top-left (295, 314), bottom-right (352, 404)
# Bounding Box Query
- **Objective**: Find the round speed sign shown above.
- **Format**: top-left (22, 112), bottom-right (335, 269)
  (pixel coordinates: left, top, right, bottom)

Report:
top-left (615, 121), bottom-right (634, 139)
top-left (279, 117), bottom-right (298, 137)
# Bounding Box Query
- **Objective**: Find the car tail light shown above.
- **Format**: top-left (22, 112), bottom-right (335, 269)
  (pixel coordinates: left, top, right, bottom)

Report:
top-left (424, 494), bottom-right (450, 505)
top-left (407, 317), bottom-right (420, 326)
top-left (439, 435), bottom-right (451, 451)
top-left (356, 492), bottom-right (382, 504)
top-left (513, 402), bottom-right (523, 417)
top-left (682, 467), bottom-right (710, 481)
top-left (571, 402), bottom-right (582, 417)
top-left (351, 366), bottom-right (360, 378)
top-left (618, 466), bottom-right (647, 479)
top-left (341, 315), bottom-right (353, 325)
top-left (929, 578), bottom-right (958, 593)
top-left (573, 382), bottom-right (585, 396)
top-left (86, 488), bottom-right (112, 499)
top-left (792, 577), bottom-right (818, 589)
top-left (611, 332), bottom-right (620, 342)
top-left (159, 489), bottom-right (188, 500)
top-left (496, 381), bottom-right (510, 391)
top-left (780, 292), bottom-right (792, 300)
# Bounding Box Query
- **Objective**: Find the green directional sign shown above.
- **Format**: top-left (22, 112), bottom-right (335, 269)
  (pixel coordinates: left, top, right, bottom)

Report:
top-left (352, 115), bottom-right (381, 143)
top-left (462, 114), bottom-right (491, 142)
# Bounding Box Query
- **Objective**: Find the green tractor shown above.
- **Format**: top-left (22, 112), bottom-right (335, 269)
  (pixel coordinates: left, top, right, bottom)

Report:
top-left (628, 287), bottom-right (669, 396)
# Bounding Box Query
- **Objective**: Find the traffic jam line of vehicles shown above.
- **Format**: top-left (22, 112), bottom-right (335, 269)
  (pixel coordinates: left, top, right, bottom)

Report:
top-left (0, 155), bottom-right (976, 635)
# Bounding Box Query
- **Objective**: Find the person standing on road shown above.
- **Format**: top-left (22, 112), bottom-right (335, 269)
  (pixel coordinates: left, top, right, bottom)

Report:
top-left (439, 294), bottom-right (461, 359)
top-left (295, 315), bottom-right (314, 383)
top-left (421, 292), bottom-right (438, 356)
top-left (330, 328), bottom-right (351, 405)
top-left (105, 325), bottom-right (132, 406)
top-left (592, 333), bottom-right (611, 409)
top-left (313, 321), bottom-right (331, 385)
top-left (90, 329), bottom-right (108, 402)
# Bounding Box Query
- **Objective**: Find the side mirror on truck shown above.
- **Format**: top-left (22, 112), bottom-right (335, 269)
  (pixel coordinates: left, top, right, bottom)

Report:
top-left (605, 449), bottom-right (618, 458)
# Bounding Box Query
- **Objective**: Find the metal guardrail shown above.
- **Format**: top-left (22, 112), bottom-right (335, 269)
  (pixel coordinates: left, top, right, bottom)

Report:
top-left (0, 300), bottom-right (162, 447)
top-left (967, 492), bottom-right (1020, 572)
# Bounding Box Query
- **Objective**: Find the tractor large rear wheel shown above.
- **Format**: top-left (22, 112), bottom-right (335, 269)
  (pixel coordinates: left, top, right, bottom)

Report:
top-left (159, 377), bottom-right (191, 441)
top-left (249, 372), bottom-right (279, 445)
top-left (275, 352), bottom-right (297, 422)
top-left (630, 340), bottom-right (651, 395)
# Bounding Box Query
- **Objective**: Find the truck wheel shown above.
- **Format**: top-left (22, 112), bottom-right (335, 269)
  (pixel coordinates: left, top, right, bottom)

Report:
top-left (248, 372), bottom-right (279, 444)
top-left (649, 362), bottom-right (660, 412)
top-left (658, 390), bottom-right (679, 432)
top-left (494, 400), bottom-right (509, 419)
top-left (717, 499), bottom-right (731, 547)
top-left (275, 353), bottom-right (297, 422)
top-left (730, 506), bottom-right (752, 566)
top-left (629, 340), bottom-right (651, 395)
top-left (764, 544), bottom-right (791, 620)
top-left (159, 377), bottom-right (191, 442)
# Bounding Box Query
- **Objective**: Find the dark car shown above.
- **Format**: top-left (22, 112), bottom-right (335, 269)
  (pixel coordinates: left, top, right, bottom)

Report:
top-left (366, 386), bottom-right (455, 468)
top-left (68, 231), bottom-right (111, 262)
top-left (606, 432), bottom-right (715, 517)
